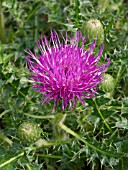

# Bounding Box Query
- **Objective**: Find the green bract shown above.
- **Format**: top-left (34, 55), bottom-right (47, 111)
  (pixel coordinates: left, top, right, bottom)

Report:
top-left (100, 74), bottom-right (115, 93)
top-left (18, 121), bottom-right (42, 145)
top-left (81, 19), bottom-right (104, 44)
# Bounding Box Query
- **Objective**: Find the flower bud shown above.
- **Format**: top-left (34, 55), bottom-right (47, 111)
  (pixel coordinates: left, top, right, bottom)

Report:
top-left (100, 74), bottom-right (115, 93)
top-left (81, 19), bottom-right (104, 44)
top-left (18, 120), bottom-right (42, 145)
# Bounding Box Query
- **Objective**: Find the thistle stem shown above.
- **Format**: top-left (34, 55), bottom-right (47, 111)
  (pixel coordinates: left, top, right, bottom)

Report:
top-left (93, 99), bottom-right (112, 132)
top-left (32, 139), bottom-right (69, 150)
top-left (0, 110), bottom-right (10, 118)
top-left (36, 154), bottom-right (62, 159)
top-left (0, 133), bottom-right (13, 146)
top-left (0, 0), bottom-right (6, 43)
top-left (59, 117), bottom-right (123, 157)
top-left (0, 152), bottom-right (24, 168)
top-left (24, 113), bottom-right (55, 119)
top-left (26, 163), bottom-right (32, 170)
top-left (101, 105), bottom-right (128, 110)
top-left (115, 65), bottom-right (122, 88)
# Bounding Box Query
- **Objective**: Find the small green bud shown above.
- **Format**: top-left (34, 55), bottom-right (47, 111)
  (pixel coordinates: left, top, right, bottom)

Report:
top-left (100, 74), bottom-right (115, 93)
top-left (18, 120), bottom-right (42, 145)
top-left (100, 74), bottom-right (115, 98)
top-left (81, 19), bottom-right (104, 44)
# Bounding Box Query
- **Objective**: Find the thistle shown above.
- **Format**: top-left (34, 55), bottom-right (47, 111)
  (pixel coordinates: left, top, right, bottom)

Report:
top-left (81, 19), bottom-right (104, 44)
top-left (18, 121), bottom-right (42, 145)
top-left (100, 74), bottom-right (115, 93)
top-left (100, 73), bottom-right (115, 98)
top-left (25, 30), bottom-right (110, 111)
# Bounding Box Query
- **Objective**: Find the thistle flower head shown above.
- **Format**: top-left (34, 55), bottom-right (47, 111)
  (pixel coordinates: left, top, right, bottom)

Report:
top-left (25, 30), bottom-right (110, 112)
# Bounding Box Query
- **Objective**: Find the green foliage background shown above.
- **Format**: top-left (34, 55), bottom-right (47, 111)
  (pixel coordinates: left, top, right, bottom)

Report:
top-left (0, 0), bottom-right (128, 169)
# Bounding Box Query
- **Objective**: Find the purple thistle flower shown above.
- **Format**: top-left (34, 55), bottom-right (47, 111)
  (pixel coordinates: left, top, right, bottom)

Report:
top-left (25, 30), bottom-right (110, 112)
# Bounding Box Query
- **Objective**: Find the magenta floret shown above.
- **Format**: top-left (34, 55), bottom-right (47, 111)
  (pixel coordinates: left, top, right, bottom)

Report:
top-left (25, 30), bottom-right (110, 111)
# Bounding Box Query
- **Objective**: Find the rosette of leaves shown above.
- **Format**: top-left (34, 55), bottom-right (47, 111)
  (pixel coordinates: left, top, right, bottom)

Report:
top-left (17, 120), bottom-right (42, 145)
top-left (81, 19), bottom-right (104, 45)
